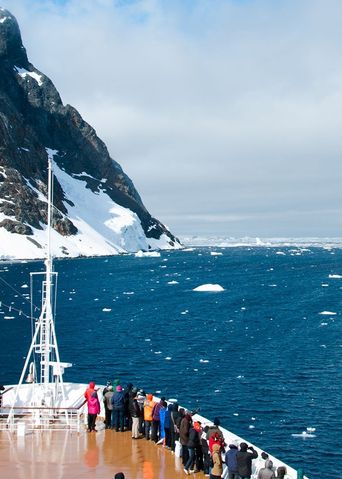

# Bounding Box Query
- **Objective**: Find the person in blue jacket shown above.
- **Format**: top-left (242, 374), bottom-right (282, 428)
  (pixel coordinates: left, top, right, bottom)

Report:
top-left (112, 385), bottom-right (125, 431)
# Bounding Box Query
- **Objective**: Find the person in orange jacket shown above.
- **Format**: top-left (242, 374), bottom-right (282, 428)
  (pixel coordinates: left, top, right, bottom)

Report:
top-left (143, 393), bottom-right (156, 440)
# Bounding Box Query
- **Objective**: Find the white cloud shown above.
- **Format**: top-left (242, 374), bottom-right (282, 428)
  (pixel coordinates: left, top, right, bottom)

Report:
top-left (2, 0), bottom-right (342, 236)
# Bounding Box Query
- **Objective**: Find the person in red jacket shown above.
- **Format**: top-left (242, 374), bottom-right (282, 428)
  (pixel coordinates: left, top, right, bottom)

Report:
top-left (209, 431), bottom-right (224, 453)
top-left (84, 381), bottom-right (96, 401)
top-left (87, 391), bottom-right (100, 432)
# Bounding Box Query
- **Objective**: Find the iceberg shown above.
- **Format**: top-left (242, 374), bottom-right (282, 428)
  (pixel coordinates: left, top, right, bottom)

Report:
top-left (135, 250), bottom-right (161, 258)
top-left (193, 284), bottom-right (225, 292)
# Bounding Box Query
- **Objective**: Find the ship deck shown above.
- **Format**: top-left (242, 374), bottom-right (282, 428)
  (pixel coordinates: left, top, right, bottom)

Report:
top-left (0, 426), bottom-right (206, 479)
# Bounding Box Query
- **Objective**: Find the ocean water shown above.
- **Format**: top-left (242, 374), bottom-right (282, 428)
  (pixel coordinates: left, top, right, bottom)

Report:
top-left (1, 247), bottom-right (341, 478)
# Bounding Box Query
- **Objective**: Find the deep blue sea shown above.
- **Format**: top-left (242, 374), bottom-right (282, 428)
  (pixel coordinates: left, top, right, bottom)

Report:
top-left (1, 247), bottom-right (341, 479)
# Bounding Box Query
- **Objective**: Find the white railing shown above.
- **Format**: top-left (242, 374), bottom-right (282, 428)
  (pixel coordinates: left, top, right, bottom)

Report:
top-left (0, 400), bottom-right (87, 433)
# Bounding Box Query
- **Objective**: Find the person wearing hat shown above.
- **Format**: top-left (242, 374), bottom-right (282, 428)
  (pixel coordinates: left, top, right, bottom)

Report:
top-left (206, 417), bottom-right (225, 443)
top-left (257, 459), bottom-right (275, 479)
top-left (129, 390), bottom-right (142, 439)
top-left (143, 393), bottom-right (156, 440)
top-left (111, 385), bottom-right (125, 432)
top-left (225, 442), bottom-right (239, 479)
top-left (236, 442), bottom-right (258, 479)
top-left (210, 442), bottom-right (223, 479)
top-left (103, 385), bottom-right (114, 429)
top-left (87, 391), bottom-right (100, 432)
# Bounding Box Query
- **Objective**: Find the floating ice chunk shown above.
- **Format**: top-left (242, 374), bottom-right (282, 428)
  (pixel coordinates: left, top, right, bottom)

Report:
top-left (249, 425), bottom-right (255, 429)
top-left (135, 250), bottom-right (161, 258)
top-left (233, 413), bottom-right (239, 416)
top-left (183, 248), bottom-right (195, 252)
top-left (123, 291), bottom-right (134, 295)
top-left (320, 322), bottom-right (328, 326)
top-left (214, 389), bottom-right (220, 393)
top-left (237, 375), bottom-right (244, 379)
top-left (292, 427), bottom-right (316, 438)
top-left (102, 308), bottom-right (112, 312)
top-left (319, 311), bottom-right (337, 315)
top-left (4, 316), bottom-right (15, 320)
top-left (167, 280), bottom-right (179, 285)
top-left (193, 284), bottom-right (225, 292)
top-left (199, 359), bottom-right (209, 363)
top-left (210, 251), bottom-right (223, 256)
top-left (21, 284), bottom-right (29, 288)
top-left (154, 351), bottom-right (162, 354)
top-left (145, 338), bottom-right (151, 342)
top-left (165, 357), bottom-right (172, 360)
top-left (321, 284), bottom-right (329, 287)
top-left (181, 310), bottom-right (188, 315)
top-left (276, 251), bottom-right (286, 255)
top-left (328, 274), bottom-right (342, 279)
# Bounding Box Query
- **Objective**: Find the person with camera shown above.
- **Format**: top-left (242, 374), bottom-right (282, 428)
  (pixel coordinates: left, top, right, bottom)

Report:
top-left (236, 442), bottom-right (258, 479)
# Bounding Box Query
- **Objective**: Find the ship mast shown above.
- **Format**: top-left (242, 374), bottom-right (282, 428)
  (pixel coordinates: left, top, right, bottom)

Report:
top-left (8, 153), bottom-right (71, 416)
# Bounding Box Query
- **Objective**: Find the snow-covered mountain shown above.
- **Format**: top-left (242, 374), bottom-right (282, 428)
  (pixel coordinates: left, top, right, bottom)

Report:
top-left (0, 8), bottom-right (181, 260)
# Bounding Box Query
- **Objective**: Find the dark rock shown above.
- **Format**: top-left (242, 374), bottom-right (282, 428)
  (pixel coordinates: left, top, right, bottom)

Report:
top-left (0, 8), bottom-right (180, 249)
top-left (0, 218), bottom-right (33, 235)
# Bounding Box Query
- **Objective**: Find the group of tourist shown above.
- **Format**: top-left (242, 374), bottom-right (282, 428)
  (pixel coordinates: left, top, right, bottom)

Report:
top-left (84, 381), bottom-right (293, 479)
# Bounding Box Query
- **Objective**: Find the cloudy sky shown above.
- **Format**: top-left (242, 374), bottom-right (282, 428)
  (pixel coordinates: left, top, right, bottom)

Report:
top-left (3, 0), bottom-right (342, 237)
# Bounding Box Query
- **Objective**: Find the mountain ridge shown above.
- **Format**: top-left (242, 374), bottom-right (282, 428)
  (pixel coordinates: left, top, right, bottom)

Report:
top-left (0, 7), bottom-right (180, 259)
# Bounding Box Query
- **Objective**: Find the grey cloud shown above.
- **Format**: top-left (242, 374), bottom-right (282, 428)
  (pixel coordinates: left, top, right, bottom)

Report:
top-left (3, 0), bottom-right (342, 236)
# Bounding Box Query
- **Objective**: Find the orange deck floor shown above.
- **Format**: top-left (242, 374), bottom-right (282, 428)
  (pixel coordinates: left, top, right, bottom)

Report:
top-left (0, 426), bottom-right (207, 479)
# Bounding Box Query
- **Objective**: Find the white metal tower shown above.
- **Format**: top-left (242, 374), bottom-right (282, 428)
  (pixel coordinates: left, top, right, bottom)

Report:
top-left (8, 155), bottom-right (71, 418)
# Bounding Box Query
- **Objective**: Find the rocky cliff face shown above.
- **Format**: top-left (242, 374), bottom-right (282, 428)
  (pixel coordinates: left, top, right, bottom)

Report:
top-left (0, 7), bottom-right (180, 259)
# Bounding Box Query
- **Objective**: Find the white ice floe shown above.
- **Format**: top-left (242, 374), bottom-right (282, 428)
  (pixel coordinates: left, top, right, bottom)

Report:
top-left (291, 427), bottom-right (316, 438)
top-left (199, 359), bottom-right (209, 363)
top-left (328, 274), bottom-right (342, 279)
top-left (210, 251), bottom-right (223, 256)
top-left (135, 250), bottom-right (161, 258)
top-left (21, 284), bottom-right (29, 288)
top-left (319, 311), bottom-right (337, 315)
top-left (193, 284), bottom-right (225, 292)
top-left (102, 308), bottom-right (112, 312)
top-left (167, 280), bottom-right (179, 285)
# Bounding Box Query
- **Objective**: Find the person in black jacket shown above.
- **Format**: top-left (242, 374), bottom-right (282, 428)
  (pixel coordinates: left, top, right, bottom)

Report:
top-left (179, 412), bottom-right (192, 466)
top-left (236, 442), bottom-right (258, 479)
top-left (129, 391), bottom-right (142, 439)
top-left (201, 425), bottom-right (211, 476)
top-left (183, 421), bottom-right (201, 474)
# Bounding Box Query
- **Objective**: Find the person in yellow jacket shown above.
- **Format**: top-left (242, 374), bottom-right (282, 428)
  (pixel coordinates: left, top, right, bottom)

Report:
top-left (210, 442), bottom-right (223, 479)
top-left (143, 393), bottom-right (156, 440)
